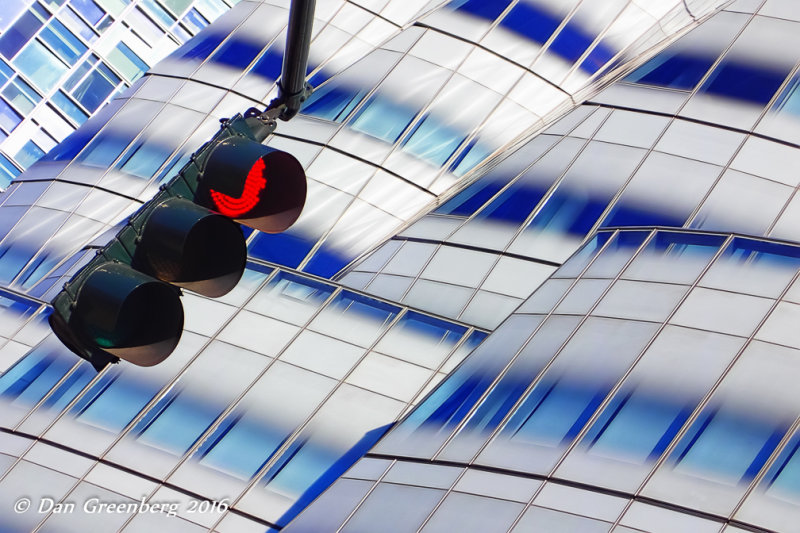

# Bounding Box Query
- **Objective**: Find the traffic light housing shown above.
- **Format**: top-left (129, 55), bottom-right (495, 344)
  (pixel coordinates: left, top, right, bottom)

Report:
top-left (49, 114), bottom-right (306, 371)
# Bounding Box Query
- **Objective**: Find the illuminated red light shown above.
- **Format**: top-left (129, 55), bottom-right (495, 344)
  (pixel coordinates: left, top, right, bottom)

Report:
top-left (210, 158), bottom-right (267, 217)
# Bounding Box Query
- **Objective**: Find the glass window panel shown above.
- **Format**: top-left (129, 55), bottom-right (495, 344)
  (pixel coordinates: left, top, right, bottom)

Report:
top-left (301, 49), bottom-right (402, 121)
top-left (15, 140), bottom-right (45, 168)
top-left (245, 271), bottom-right (334, 326)
top-left (0, 8), bottom-right (45, 59)
top-left (349, 56), bottom-right (449, 143)
top-left (374, 311), bottom-right (467, 368)
top-left (472, 137), bottom-right (585, 227)
top-left (106, 42), bottom-right (148, 81)
top-left (698, 17), bottom-right (800, 105)
top-left (762, 431), bottom-right (800, 501)
top-left (343, 484), bottom-right (444, 533)
top-left (451, 0), bottom-right (512, 21)
top-left (39, 19), bottom-right (88, 65)
top-left (512, 506), bottom-right (612, 533)
top-left (12, 41), bottom-right (68, 92)
top-left (211, 36), bottom-right (264, 69)
top-left (672, 409), bottom-right (786, 483)
top-left (0, 340), bottom-right (77, 421)
top-left (510, 143), bottom-right (645, 261)
top-left (72, 368), bottom-right (169, 433)
top-left (195, 362), bottom-right (335, 479)
top-left (72, 0), bottom-right (105, 25)
top-left (0, 0), bottom-right (28, 34)
top-left (623, 231), bottom-right (724, 285)
top-left (670, 287), bottom-right (773, 338)
top-left (250, 386), bottom-right (401, 527)
top-left (479, 318), bottom-right (659, 473)
top-left (593, 280), bottom-right (686, 323)
top-left (624, 12), bottom-right (745, 91)
top-left (0, 98), bottom-right (22, 132)
top-left (700, 237), bottom-right (800, 298)
top-left (645, 340), bottom-right (800, 515)
top-left (602, 153), bottom-right (720, 229)
top-left (50, 92), bottom-right (87, 125)
top-left (420, 492), bottom-right (524, 533)
top-left (438, 315), bottom-right (581, 462)
top-left (72, 64), bottom-right (120, 112)
top-left (309, 291), bottom-right (400, 347)
top-left (555, 329), bottom-right (744, 492)
top-left (376, 315), bottom-right (544, 458)
top-left (76, 99), bottom-right (161, 168)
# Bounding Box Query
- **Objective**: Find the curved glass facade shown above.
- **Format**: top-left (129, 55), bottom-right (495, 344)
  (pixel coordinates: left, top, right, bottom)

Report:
top-left (3, 0), bottom-right (800, 531)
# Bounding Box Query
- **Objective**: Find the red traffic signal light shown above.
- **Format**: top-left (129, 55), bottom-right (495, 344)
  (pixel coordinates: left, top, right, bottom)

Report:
top-left (195, 136), bottom-right (306, 233)
top-left (49, 115), bottom-right (306, 371)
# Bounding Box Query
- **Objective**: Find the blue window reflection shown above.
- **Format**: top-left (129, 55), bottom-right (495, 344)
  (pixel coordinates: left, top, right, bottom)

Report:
top-left (625, 52), bottom-right (714, 91)
top-left (302, 244), bottom-right (352, 279)
top-left (248, 230), bottom-right (313, 268)
top-left (501, 378), bottom-right (610, 446)
top-left (583, 389), bottom-right (694, 463)
top-left (302, 83), bottom-right (367, 122)
top-left (212, 38), bottom-right (263, 69)
top-left (450, 140), bottom-right (491, 177)
top-left (15, 140), bottom-right (45, 168)
top-left (723, 237), bottom-right (800, 270)
top-left (0, 153), bottom-right (20, 188)
top-left (500, 1), bottom-right (560, 44)
top-left (0, 288), bottom-right (40, 323)
top-left (0, 6), bottom-right (47, 59)
top-left (12, 41), bottom-right (68, 92)
top-left (525, 186), bottom-right (612, 237)
top-left (450, 0), bottom-right (510, 21)
top-left (398, 311), bottom-right (467, 343)
top-left (400, 363), bottom-right (495, 432)
top-left (42, 99), bottom-right (123, 162)
top-left (79, 131), bottom-right (137, 168)
top-left (555, 230), bottom-right (616, 278)
top-left (0, 98), bottom-right (22, 132)
top-left (72, 370), bottom-right (166, 433)
top-left (41, 365), bottom-right (95, 412)
top-left (266, 425), bottom-right (391, 527)
top-left (672, 407), bottom-right (788, 483)
top-left (197, 412), bottom-right (289, 479)
top-left (72, 0), bottom-right (105, 26)
top-left (52, 91), bottom-right (89, 125)
top-left (177, 30), bottom-right (226, 61)
top-left (72, 63), bottom-right (121, 112)
top-left (116, 139), bottom-right (175, 179)
top-left (350, 96), bottom-right (417, 143)
top-left (435, 177), bottom-right (506, 217)
top-left (0, 344), bottom-right (76, 407)
top-left (40, 19), bottom-right (88, 65)
top-left (764, 432), bottom-right (800, 499)
top-left (133, 388), bottom-right (225, 455)
top-left (772, 73), bottom-right (800, 117)
top-left (700, 60), bottom-right (789, 105)
top-left (250, 48), bottom-right (283, 80)
top-left (474, 173), bottom-right (550, 224)
top-left (401, 115), bottom-right (465, 167)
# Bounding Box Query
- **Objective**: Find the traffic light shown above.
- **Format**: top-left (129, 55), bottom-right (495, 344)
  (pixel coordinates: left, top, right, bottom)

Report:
top-left (49, 114), bottom-right (306, 371)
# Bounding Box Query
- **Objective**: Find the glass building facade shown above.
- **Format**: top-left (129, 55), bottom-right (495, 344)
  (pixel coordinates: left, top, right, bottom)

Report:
top-left (0, 0), bottom-right (240, 188)
top-left (2, 0), bottom-right (800, 531)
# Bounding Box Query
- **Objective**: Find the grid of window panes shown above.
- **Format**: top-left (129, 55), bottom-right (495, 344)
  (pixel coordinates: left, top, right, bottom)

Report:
top-left (0, 262), bottom-right (486, 531)
top-left (339, 0), bottom-right (800, 331)
top-left (0, 0), bottom-right (725, 305)
top-left (0, 0), bottom-right (239, 185)
top-left (1, 0), bottom-right (799, 532)
top-left (295, 227), bottom-right (800, 533)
